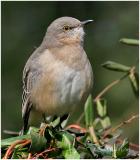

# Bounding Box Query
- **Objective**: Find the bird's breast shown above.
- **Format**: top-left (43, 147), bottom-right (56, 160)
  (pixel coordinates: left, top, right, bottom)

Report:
top-left (31, 47), bottom-right (93, 116)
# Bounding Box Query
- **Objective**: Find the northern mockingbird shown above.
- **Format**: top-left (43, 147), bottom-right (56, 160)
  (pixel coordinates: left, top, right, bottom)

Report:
top-left (22, 17), bottom-right (93, 134)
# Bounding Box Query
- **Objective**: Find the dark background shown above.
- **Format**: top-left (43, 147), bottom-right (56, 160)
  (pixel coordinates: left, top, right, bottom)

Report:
top-left (2, 1), bottom-right (139, 143)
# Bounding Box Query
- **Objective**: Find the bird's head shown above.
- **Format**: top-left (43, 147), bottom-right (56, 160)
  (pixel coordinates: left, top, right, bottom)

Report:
top-left (44, 17), bottom-right (93, 48)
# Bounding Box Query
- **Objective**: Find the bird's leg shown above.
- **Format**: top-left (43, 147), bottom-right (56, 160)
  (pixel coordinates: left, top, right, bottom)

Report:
top-left (42, 113), bottom-right (47, 123)
top-left (39, 114), bottom-right (69, 135)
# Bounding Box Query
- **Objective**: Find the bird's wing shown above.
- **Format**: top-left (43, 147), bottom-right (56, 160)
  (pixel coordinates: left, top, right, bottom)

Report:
top-left (21, 46), bottom-right (46, 133)
top-left (22, 66), bottom-right (31, 115)
top-left (22, 64), bottom-right (33, 132)
top-left (22, 58), bottom-right (42, 132)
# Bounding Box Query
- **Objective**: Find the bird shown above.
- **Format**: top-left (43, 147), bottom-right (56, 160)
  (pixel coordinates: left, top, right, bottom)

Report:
top-left (22, 16), bottom-right (93, 134)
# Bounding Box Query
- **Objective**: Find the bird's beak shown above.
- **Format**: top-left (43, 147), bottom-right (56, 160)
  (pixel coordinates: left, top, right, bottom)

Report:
top-left (81, 19), bottom-right (94, 25)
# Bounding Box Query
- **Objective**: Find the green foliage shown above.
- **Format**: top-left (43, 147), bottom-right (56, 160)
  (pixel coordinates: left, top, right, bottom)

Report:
top-left (96, 99), bottom-right (107, 117)
top-left (120, 38), bottom-right (139, 46)
top-left (84, 95), bottom-right (94, 127)
top-left (57, 132), bottom-right (80, 159)
top-left (116, 139), bottom-right (129, 158)
top-left (1, 134), bottom-right (30, 147)
top-left (30, 129), bottom-right (47, 153)
top-left (1, 38), bottom-right (139, 159)
top-left (95, 99), bottom-right (111, 129)
top-left (102, 61), bottom-right (131, 72)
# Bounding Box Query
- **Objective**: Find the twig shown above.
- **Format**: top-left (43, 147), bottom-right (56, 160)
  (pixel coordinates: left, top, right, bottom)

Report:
top-left (76, 113), bottom-right (84, 124)
top-left (77, 74), bottom-right (128, 124)
top-left (19, 139), bottom-right (31, 148)
top-left (95, 66), bottom-right (137, 101)
top-left (33, 148), bottom-right (58, 158)
top-left (3, 139), bottom-right (27, 159)
top-left (111, 114), bottom-right (139, 133)
top-left (66, 124), bottom-right (87, 133)
top-left (94, 73), bottom-right (128, 101)
top-left (3, 130), bottom-right (19, 136)
top-left (77, 71), bottom-right (132, 124)
top-left (77, 79), bottom-right (120, 124)
top-left (27, 153), bottom-right (32, 159)
top-left (103, 114), bottom-right (139, 138)
top-left (89, 126), bottom-right (99, 145)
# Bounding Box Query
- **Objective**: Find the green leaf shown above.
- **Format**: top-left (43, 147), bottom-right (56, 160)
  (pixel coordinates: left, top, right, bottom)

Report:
top-left (129, 71), bottom-right (139, 98)
top-left (120, 38), bottom-right (139, 46)
top-left (30, 130), bottom-right (47, 153)
top-left (48, 128), bottom-right (55, 138)
top-left (57, 132), bottom-right (80, 159)
top-left (116, 139), bottom-right (129, 158)
top-left (62, 147), bottom-right (80, 159)
top-left (1, 135), bottom-right (31, 147)
top-left (57, 132), bottom-right (74, 149)
top-left (11, 148), bottom-right (20, 159)
top-left (96, 99), bottom-right (107, 117)
top-left (50, 117), bottom-right (60, 128)
top-left (27, 126), bottom-right (39, 134)
top-left (84, 95), bottom-right (94, 127)
top-left (100, 117), bottom-right (111, 129)
top-left (102, 61), bottom-right (131, 72)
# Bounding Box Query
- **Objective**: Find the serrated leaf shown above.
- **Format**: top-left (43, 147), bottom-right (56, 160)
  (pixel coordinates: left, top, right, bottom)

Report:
top-left (100, 117), bottom-right (111, 129)
top-left (84, 95), bottom-right (94, 127)
top-left (30, 130), bottom-right (47, 153)
top-left (102, 61), bottom-right (131, 72)
top-left (96, 99), bottom-right (107, 117)
top-left (120, 38), bottom-right (139, 46)
top-left (1, 135), bottom-right (31, 147)
top-left (129, 71), bottom-right (139, 98)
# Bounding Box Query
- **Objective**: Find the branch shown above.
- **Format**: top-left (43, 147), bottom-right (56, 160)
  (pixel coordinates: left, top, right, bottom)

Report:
top-left (32, 148), bottom-right (58, 159)
top-left (3, 140), bottom-right (27, 159)
top-left (89, 126), bottom-right (100, 145)
top-left (111, 114), bottom-right (139, 133)
top-left (94, 73), bottom-right (128, 101)
top-left (103, 114), bottom-right (139, 138)
top-left (65, 124), bottom-right (87, 133)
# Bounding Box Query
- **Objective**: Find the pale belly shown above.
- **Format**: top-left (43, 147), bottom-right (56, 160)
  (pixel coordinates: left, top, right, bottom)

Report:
top-left (31, 60), bottom-right (93, 116)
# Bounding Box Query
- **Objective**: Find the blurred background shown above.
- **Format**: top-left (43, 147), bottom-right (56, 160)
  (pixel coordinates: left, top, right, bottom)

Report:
top-left (2, 1), bottom-right (139, 143)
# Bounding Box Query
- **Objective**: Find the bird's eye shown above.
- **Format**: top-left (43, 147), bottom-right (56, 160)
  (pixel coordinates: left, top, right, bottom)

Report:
top-left (63, 25), bottom-right (71, 31)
